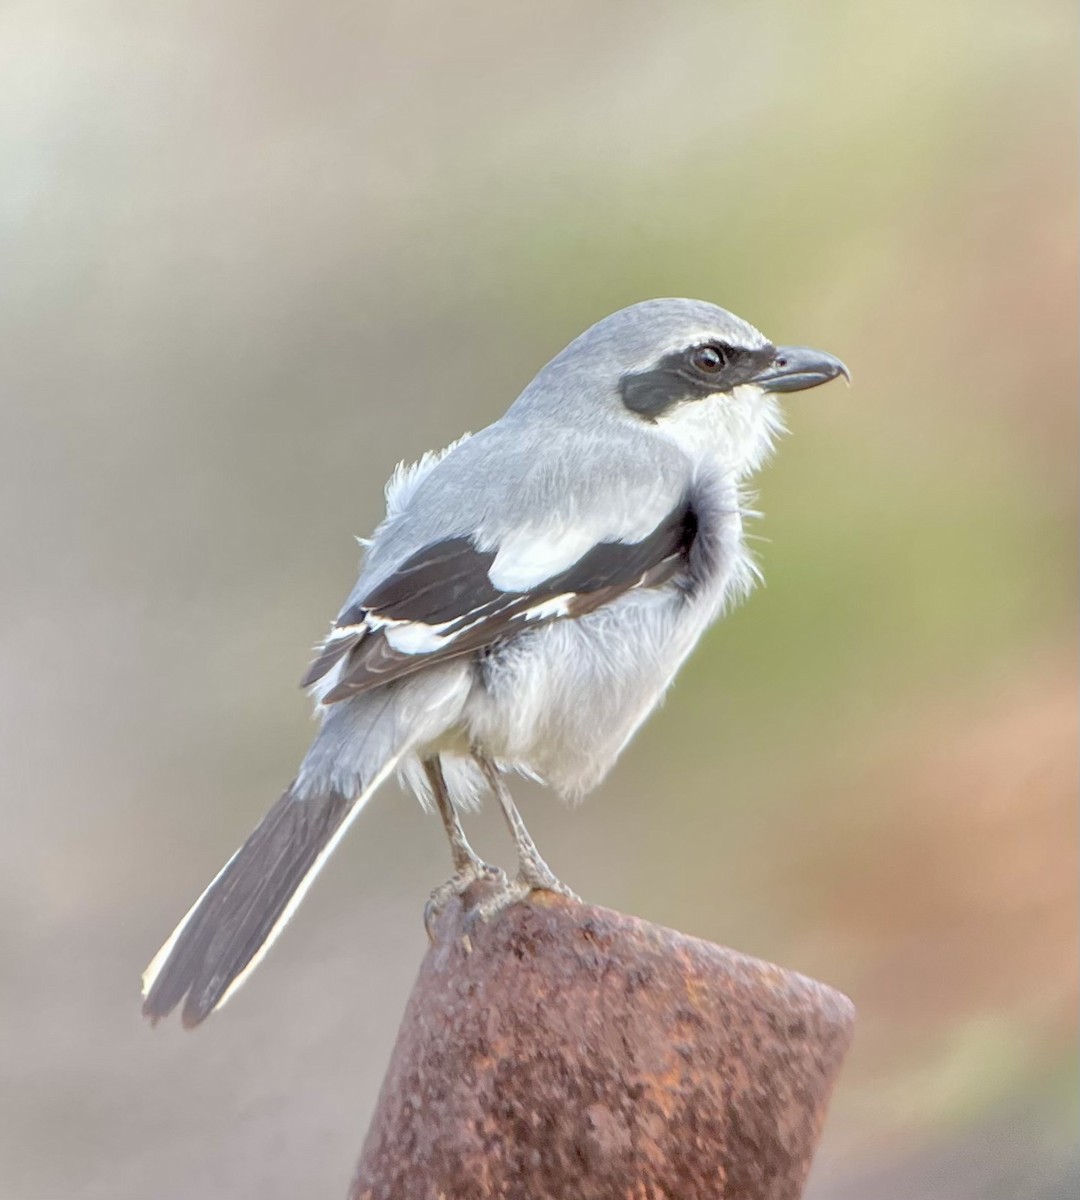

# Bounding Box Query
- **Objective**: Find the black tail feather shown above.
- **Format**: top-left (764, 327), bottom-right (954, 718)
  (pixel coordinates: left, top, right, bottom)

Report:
top-left (142, 784), bottom-right (354, 1028)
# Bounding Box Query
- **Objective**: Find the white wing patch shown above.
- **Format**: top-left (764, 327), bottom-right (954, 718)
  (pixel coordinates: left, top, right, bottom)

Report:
top-left (378, 591), bottom-right (574, 655)
top-left (522, 593), bottom-right (574, 620)
top-left (382, 617), bottom-right (460, 654)
top-left (487, 506), bottom-right (664, 593)
top-left (489, 526), bottom-right (600, 591)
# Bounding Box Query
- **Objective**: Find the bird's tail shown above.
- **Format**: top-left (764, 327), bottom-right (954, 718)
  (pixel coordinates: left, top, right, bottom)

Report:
top-left (141, 755), bottom-right (400, 1028)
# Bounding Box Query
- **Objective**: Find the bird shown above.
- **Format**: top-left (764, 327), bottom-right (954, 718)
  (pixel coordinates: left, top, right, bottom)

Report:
top-left (141, 297), bottom-right (848, 1027)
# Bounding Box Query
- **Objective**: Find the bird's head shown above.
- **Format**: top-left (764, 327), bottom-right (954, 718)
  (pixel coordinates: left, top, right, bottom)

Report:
top-left (521, 298), bottom-right (849, 479)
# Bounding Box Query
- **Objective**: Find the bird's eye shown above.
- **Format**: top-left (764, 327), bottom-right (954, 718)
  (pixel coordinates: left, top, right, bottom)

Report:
top-left (689, 344), bottom-right (728, 374)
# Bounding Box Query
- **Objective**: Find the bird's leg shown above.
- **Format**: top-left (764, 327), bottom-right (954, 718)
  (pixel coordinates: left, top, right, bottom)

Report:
top-left (476, 756), bottom-right (579, 916)
top-left (429, 757), bottom-right (485, 876)
top-left (423, 757), bottom-right (505, 938)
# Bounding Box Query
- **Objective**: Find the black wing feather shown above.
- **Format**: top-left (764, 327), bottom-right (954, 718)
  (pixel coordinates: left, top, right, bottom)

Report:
top-left (306, 499), bottom-right (697, 703)
top-left (343, 537), bottom-right (501, 625)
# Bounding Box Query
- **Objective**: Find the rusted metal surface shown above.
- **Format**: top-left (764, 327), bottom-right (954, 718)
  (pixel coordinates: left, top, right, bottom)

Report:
top-left (351, 887), bottom-right (855, 1200)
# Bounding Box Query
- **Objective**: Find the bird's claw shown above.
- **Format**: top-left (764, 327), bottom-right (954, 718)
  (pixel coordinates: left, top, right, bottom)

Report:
top-left (463, 871), bottom-right (580, 929)
top-left (424, 860), bottom-right (506, 940)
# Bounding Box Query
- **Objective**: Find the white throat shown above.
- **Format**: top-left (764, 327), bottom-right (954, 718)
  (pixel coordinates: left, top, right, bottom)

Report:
top-left (652, 384), bottom-right (785, 478)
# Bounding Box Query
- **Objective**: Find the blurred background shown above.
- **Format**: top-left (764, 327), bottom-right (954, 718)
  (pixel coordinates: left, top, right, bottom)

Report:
top-left (1, 1), bottom-right (1075, 1196)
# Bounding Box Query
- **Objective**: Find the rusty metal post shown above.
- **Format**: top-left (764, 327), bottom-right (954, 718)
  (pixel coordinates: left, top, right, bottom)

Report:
top-left (351, 888), bottom-right (854, 1200)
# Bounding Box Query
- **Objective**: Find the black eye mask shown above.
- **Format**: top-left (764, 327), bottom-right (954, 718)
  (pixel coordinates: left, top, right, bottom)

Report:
top-left (619, 343), bottom-right (777, 420)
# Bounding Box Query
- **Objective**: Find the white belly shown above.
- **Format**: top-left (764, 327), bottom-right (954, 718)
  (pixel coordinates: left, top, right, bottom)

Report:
top-left (462, 535), bottom-right (750, 797)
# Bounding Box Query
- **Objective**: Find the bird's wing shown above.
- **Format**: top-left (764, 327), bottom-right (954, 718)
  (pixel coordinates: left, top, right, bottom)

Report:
top-left (302, 496), bottom-right (698, 704)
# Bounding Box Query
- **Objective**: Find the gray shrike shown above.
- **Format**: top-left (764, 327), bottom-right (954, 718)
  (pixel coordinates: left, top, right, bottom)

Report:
top-left (142, 298), bottom-right (848, 1027)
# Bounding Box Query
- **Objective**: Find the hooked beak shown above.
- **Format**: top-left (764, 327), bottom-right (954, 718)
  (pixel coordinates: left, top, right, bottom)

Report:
top-left (753, 346), bottom-right (850, 394)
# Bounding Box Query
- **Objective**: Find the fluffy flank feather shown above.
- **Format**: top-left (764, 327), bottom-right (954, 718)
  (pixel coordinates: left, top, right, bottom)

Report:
top-left (384, 433), bottom-right (473, 517)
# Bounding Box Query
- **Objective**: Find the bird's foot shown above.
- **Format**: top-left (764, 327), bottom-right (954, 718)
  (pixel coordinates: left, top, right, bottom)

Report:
top-left (465, 876), bottom-right (532, 925)
top-left (516, 849), bottom-right (583, 902)
top-left (424, 860), bottom-right (506, 940)
top-left (465, 868), bottom-right (580, 927)
top-left (528, 876), bottom-right (581, 909)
